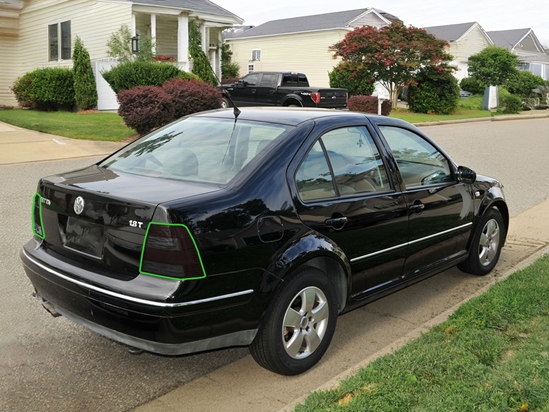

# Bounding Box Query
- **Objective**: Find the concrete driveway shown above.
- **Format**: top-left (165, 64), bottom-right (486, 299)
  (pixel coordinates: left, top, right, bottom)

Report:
top-left (0, 121), bottom-right (127, 165)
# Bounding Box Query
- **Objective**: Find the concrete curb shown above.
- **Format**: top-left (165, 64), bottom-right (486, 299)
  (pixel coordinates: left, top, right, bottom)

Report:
top-left (415, 111), bottom-right (549, 127)
top-left (279, 244), bottom-right (549, 412)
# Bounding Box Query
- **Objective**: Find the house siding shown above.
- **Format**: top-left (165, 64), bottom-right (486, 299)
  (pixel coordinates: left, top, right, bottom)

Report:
top-left (0, 0), bottom-right (130, 105)
top-left (448, 26), bottom-right (492, 80)
top-left (0, 36), bottom-right (20, 106)
top-left (349, 13), bottom-right (386, 29)
top-left (227, 30), bottom-right (349, 87)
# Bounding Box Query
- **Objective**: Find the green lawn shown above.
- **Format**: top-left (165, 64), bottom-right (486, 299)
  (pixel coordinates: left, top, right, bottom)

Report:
top-left (0, 102), bottom-right (496, 141)
top-left (0, 109), bottom-right (136, 141)
top-left (294, 255), bottom-right (549, 412)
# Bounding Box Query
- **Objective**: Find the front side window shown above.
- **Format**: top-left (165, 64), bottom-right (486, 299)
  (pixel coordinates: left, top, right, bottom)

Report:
top-left (379, 126), bottom-right (452, 188)
top-left (243, 73), bottom-right (259, 86)
top-left (48, 21), bottom-right (71, 61)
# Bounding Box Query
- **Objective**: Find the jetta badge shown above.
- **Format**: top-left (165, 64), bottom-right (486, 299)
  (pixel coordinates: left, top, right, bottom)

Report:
top-left (74, 196), bottom-right (85, 215)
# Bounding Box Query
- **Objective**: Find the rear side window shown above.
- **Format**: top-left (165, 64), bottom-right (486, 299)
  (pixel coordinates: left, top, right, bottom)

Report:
top-left (296, 126), bottom-right (391, 201)
top-left (101, 118), bottom-right (292, 184)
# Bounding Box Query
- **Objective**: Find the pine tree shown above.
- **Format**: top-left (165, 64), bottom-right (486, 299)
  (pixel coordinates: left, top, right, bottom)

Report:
top-left (73, 36), bottom-right (98, 110)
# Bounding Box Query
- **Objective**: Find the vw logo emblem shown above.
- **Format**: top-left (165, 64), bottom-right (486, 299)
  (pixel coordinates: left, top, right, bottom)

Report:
top-left (74, 196), bottom-right (85, 215)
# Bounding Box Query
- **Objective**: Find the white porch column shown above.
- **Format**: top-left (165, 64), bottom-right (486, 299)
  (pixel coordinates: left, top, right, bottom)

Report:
top-left (201, 24), bottom-right (208, 54)
top-left (131, 14), bottom-right (137, 36)
top-left (177, 14), bottom-right (189, 71)
top-left (150, 14), bottom-right (156, 55)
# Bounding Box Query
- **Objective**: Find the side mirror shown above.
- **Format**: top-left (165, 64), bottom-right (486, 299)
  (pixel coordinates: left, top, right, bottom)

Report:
top-left (456, 166), bottom-right (477, 184)
top-left (236, 80), bottom-right (246, 89)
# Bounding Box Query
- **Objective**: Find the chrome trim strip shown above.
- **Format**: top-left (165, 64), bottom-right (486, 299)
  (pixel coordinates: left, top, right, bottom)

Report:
top-left (350, 222), bottom-right (472, 263)
top-left (22, 249), bottom-right (253, 308)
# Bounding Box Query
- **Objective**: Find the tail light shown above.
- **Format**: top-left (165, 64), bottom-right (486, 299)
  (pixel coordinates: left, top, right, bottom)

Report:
top-left (140, 223), bottom-right (206, 281)
top-left (311, 93), bottom-right (321, 104)
top-left (32, 193), bottom-right (46, 239)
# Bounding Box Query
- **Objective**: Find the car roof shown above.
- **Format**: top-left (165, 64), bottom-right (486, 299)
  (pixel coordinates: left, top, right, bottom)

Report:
top-left (195, 107), bottom-right (401, 127)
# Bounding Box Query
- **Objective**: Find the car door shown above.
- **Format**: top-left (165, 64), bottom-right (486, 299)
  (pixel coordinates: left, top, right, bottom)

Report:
top-left (231, 73), bottom-right (261, 106)
top-left (292, 125), bottom-right (409, 300)
top-left (254, 73), bottom-right (278, 106)
top-left (376, 125), bottom-right (475, 279)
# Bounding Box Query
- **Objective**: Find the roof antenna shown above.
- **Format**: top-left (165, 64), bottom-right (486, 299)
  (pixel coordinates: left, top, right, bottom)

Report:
top-left (206, 56), bottom-right (241, 120)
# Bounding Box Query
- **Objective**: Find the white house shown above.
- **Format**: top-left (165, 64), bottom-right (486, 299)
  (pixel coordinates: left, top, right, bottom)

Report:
top-left (424, 22), bottom-right (494, 81)
top-left (487, 28), bottom-right (549, 80)
top-left (225, 8), bottom-right (401, 88)
top-left (0, 0), bottom-right (242, 108)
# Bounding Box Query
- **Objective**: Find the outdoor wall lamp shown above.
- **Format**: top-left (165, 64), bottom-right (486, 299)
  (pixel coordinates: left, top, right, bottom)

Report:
top-left (131, 35), bottom-right (139, 53)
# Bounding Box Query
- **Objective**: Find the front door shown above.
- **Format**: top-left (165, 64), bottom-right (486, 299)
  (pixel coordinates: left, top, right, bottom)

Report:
top-left (377, 125), bottom-right (474, 278)
top-left (293, 126), bottom-right (409, 300)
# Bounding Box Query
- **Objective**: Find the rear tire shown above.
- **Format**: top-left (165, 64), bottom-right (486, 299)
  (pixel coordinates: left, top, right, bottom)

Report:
top-left (249, 267), bottom-right (338, 375)
top-left (458, 207), bottom-right (505, 276)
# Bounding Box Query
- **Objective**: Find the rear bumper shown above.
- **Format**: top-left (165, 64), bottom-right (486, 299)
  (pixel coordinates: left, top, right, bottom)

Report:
top-left (20, 242), bottom-right (258, 355)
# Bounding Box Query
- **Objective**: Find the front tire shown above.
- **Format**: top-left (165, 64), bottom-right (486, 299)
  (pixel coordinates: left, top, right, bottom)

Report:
top-left (458, 207), bottom-right (505, 276)
top-left (220, 97), bottom-right (231, 108)
top-left (249, 267), bottom-right (338, 375)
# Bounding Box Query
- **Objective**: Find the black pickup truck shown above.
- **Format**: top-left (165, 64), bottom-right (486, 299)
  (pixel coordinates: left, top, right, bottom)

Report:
top-left (220, 72), bottom-right (347, 109)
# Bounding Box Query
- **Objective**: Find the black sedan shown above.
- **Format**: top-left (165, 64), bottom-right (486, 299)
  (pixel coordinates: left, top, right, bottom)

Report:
top-left (21, 108), bottom-right (508, 376)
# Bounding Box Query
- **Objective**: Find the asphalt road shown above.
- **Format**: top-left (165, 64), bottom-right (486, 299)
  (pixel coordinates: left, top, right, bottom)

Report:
top-left (1, 117), bottom-right (548, 412)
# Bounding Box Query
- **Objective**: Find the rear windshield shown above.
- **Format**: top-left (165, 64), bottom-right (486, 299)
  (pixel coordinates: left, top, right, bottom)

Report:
top-left (100, 117), bottom-right (292, 184)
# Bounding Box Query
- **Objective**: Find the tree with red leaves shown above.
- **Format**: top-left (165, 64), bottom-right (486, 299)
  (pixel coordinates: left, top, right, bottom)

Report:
top-left (330, 23), bottom-right (452, 107)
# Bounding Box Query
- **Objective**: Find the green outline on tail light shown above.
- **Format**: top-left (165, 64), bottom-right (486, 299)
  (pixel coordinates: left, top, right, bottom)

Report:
top-left (139, 222), bottom-right (207, 281)
top-left (32, 193), bottom-right (46, 240)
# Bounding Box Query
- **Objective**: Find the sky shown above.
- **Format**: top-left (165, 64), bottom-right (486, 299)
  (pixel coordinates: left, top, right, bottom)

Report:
top-left (213, 0), bottom-right (549, 48)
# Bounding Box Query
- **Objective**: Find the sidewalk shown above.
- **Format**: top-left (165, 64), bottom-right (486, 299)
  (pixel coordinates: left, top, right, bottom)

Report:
top-left (0, 122), bottom-right (126, 165)
top-left (131, 203), bottom-right (549, 412)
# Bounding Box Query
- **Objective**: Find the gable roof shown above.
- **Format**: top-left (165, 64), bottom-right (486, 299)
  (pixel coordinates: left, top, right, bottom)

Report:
top-left (486, 28), bottom-right (544, 51)
top-left (227, 8), bottom-right (400, 39)
top-left (131, 0), bottom-right (242, 22)
top-left (424, 22), bottom-right (479, 42)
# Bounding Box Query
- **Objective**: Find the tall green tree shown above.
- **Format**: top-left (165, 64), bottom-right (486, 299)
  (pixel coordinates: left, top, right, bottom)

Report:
top-left (221, 43), bottom-right (240, 80)
top-left (72, 36), bottom-right (98, 110)
top-left (467, 46), bottom-right (519, 87)
top-left (188, 19), bottom-right (217, 85)
top-left (330, 23), bottom-right (452, 107)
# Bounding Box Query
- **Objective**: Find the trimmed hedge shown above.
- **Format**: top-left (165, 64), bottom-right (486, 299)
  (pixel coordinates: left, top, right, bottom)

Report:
top-left (102, 61), bottom-right (198, 94)
top-left (329, 62), bottom-right (375, 97)
top-left (73, 36), bottom-right (98, 110)
top-left (408, 66), bottom-right (459, 114)
top-left (117, 86), bottom-right (175, 135)
top-left (459, 77), bottom-right (485, 95)
top-left (163, 78), bottom-right (222, 118)
top-left (11, 68), bottom-right (74, 111)
top-left (348, 95), bottom-right (392, 115)
top-left (117, 79), bottom-right (222, 134)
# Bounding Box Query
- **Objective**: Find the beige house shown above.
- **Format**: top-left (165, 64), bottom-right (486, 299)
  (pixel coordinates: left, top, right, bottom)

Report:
top-left (0, 0), bottom-right (242, 108)
top-left (487, 28), bottom-right (549, 80)
top-left (424, 22), bottom-right (493, 81)
top-left (225, 8), bottom-right (401, 88)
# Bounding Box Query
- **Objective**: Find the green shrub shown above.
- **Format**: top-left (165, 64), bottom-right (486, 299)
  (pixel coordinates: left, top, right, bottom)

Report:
top-left (408, 66), bottom-right (459, 114)
top-left (329, 62), bottom-right (375, 97)
top-left (498, 89), bottom-right (522, 114)
top-left (459, 77), bottom-right (485, 95)
top-left (506, 71), bottom-right (547, 97)
top-left (102, 61), bottom-right (197, 94)
top-left (11, 73), bottom-right (35, 108)
top-left (348, 95), bottom-right (392, 115)
top-left (457, 94), bottom-right (484, 110)
top-left (73, 36), bottom-right (98, 110)
top-left (117, 86), bottom-right (175, 135)
top-left (11, 68), bottom-right (74, 111)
